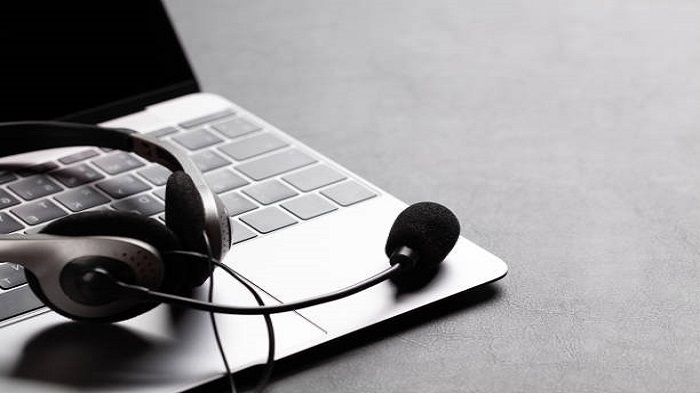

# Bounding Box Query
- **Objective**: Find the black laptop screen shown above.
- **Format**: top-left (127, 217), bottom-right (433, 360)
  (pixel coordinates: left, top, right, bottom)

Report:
top-left (1, 0), bottom-right (198, 123)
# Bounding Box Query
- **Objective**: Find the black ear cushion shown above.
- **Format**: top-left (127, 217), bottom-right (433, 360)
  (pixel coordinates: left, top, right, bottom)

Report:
top-left (165, 171), bottom-right (210, 287)
top-left (39, 210), bottom-right (190, 295)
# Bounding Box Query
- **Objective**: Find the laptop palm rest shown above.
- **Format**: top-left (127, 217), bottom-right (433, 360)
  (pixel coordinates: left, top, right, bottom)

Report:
top-left (233, 195), bottom-right (507, 336)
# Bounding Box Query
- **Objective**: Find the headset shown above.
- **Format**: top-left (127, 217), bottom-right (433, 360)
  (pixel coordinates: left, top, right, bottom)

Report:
top-left (0, 121), bottom-right (461, 324)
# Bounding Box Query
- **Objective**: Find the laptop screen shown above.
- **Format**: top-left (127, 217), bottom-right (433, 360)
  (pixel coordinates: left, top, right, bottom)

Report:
top-left (2, 0), bottom-right (198, 123)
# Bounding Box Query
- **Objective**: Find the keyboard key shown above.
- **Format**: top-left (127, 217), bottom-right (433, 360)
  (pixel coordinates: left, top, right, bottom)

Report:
top-left (54, 186), bottom-right (110, 212)
top-left (112, 194), bottom-right (165, 216)
top-left (0, 263), bottom-right (27, 289)
top-left (138, 165), bottom-right (171, 186)
top-left (219, 192), bottom-right (258, 216)
top-left (11, 199), bottom-right (67, 225)
top-left (173, 129), bottom-right (223, 151)
top-left (8, 175), bottom-right (63, 201)
top-left (178, 109), bottom-right (235, 129)
top-left (241, 207), bottom-right (297, 234)
top-left (281, 194), bottom-right (338, 220)
top-left (191, 150), bottom-right (230, 172)
top-left (153, 187), bottom-right (166, 200)
top-left (230, 219), bottom-right (257, 244)
top-left (92, 152), bottom-right (145, 175)
top-left (218, 133), bottom-right (288, 161)
top-left (96, 174), bottom-right (151, 199)
top-left (58, 149), bottom-right (99, 165)
top-left (242, 179), bottom-right (298, 205)
top-left (0, 189), bottom-right (20, 209)
top-left (51, 163), bottom-right (105, 187)
top-left (321, 181), bottom-right (377, 206)
top-left (18, 162), bottom-right (59, 177)
top-left (205, 169), bottom-right (249, 194)
top-left (282, 164), bottom-right (347, 192)
top-left (24, 224), bottom-right (47, 235)
top-left (236, 149), bottom-right (316, 181)
top-left (145, 127), bottom-right (178, 138)
top-left (0, 213), bottom-right (23, 233)
top-left (0, 285), bottom-right (44, 322)
top-left (212, 116), bottom-right (261, 138)
top-left (0, 171), bottom-right (17, 185)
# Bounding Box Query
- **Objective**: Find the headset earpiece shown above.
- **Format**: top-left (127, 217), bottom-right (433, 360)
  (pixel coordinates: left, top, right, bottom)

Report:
top-left (0, 121), bottom-right (231, 322)
top-left (29, 211), bottom-right (190, 322)
top-left (165, 171), bottom-right (211, 288)
top-left (39, 210), bottom-right (199, 293)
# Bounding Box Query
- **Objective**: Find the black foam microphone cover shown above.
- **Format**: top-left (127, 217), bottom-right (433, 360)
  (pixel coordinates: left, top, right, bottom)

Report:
top-left (385, 202), bottom-right (461, 270)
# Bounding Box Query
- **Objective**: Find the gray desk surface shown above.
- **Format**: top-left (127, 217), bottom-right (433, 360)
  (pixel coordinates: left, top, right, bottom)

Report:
top-left (165, 1), bottom-right (700, 392)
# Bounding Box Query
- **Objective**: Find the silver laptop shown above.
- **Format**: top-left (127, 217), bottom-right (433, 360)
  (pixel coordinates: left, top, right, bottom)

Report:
top-left (0, 2), bottom-right (507, 392)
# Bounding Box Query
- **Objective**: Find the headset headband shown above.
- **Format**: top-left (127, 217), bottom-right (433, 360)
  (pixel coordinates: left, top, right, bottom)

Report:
top-left (0, 121), bottom-right (230, 259)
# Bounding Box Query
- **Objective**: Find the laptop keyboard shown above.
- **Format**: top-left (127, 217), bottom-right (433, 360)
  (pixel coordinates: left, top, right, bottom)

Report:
top-left (0, 108), bottom-right (378, 322)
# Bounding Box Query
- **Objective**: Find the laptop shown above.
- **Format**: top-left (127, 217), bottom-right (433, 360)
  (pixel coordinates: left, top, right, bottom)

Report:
top-left (0, 1), bottom-right (507, 392)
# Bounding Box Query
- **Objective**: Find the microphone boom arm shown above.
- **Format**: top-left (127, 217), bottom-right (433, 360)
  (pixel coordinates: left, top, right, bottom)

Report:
top-left (108, 262), bottom-right (403, 315)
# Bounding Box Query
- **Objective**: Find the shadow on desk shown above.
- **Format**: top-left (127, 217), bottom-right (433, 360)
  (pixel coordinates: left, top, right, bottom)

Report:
top-left (11, 323), bottom-right (157, 387)
top-left (204, 283), bottom-right (503, 393)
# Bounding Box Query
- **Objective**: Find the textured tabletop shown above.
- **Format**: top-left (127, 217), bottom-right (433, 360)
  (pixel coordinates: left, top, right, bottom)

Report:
top-left (165, 1), bottom-right (700, 392)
